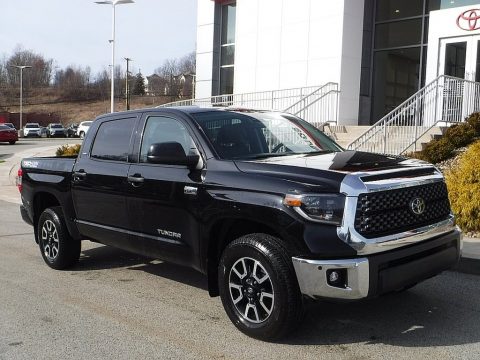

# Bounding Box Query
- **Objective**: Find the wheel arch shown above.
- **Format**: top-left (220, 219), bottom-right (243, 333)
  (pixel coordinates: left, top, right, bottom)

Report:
top-left (206, 218), bottom-right (285, 297)
top-left (32, 192), bottom-right (61, 243)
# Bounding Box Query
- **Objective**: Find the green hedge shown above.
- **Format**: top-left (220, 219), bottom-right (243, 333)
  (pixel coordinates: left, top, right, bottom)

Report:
top-left (56, 144), bottom-right (81, 157)
top-left (410, 112), bottom-right (480, 164)
top-left (445, 140), bottom-right (480, 232)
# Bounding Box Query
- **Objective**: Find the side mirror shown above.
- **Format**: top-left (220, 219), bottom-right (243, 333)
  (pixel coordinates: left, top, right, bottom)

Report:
top-left (147, 142), bottom-right (199, 168)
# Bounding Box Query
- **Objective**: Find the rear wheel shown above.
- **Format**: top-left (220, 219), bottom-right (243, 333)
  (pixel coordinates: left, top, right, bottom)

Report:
top-left (218, 233), bottom-right (303, 341)
top-left (9, 141), bottom-right (15, 145)
top-left (79, 131), bottom-right (85, 139)
top-left (37, 207), bottom-right (81, 270)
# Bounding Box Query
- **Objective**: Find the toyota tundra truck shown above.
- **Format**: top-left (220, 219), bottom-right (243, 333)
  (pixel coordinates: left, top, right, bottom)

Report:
top-left (18, 107), bottom-right (462, 340)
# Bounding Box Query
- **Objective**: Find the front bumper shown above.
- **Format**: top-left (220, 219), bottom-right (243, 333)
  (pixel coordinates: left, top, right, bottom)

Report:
top-left (292, 228), bottom-right (461, 300)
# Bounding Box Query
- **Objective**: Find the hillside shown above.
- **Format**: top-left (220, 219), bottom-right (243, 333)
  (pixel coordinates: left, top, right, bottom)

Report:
top-left (3, 93), bottom-right (179, 125)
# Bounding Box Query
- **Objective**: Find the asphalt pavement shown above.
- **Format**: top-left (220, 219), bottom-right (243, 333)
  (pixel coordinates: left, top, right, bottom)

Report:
top-left (0, 139), bottom-right (479, 359)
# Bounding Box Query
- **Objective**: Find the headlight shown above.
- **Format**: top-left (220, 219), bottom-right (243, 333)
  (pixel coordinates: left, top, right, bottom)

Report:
top-left (283, 193), bottom-right (345, 225)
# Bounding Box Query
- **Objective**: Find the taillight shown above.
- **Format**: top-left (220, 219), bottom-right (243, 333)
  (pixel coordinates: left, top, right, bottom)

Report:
top-left (16, 168), bottom-right (23, 193)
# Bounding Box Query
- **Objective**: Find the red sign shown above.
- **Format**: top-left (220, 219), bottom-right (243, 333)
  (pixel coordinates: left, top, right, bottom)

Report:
top-left (457, 9), bottom-right (480, 31)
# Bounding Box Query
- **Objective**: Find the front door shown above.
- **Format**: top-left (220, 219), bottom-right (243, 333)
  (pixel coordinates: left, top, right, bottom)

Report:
top-left (125, 114), bottom-right (204, 269)
top-left (438, 35), bottom-right (480, 121)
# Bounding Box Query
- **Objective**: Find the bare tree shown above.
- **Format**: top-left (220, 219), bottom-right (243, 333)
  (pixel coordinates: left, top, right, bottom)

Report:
top-left (6, 46), bottom-right (53, 88)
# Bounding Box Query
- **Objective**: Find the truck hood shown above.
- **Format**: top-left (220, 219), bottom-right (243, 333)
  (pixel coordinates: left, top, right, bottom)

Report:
top-left (234, 151), bottom-right (434, 191)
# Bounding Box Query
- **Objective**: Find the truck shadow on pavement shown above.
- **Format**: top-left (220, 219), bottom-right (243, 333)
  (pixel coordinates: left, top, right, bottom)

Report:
top-left (286, 270), bottom-right (480, 347)
top-left (76, 245), bottom-right (208, 291)
top-left (76, 245), bottom-right (479, 348)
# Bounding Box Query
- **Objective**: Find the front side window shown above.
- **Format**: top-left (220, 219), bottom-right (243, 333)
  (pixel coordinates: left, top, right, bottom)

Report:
top-left (192, 111), bottom-right (342, 160)
top-left (140, 116), bottom-right (197, 163)
top-left (90, 118), bottom-right (136, 162)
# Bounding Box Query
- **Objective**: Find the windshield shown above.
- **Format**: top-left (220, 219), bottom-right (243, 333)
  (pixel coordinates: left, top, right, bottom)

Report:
top-left (51, 124), bottom-right (63, 128)
top-left (192, 111), bottom-right (342, 160)
top-left (82, 121), bottom-right (92, 127)
top-left (26, 124), bottom-right (39, 128)
top-left (0, 125), bottom-right (10, 130)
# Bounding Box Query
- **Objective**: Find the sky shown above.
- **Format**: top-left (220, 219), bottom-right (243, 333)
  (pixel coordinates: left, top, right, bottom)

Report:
top-left (1, 0), bottom-right (198, 76)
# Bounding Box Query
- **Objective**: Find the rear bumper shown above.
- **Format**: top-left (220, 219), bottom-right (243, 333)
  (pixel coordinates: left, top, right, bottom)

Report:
top-left (20, 205), bottom-right (33, 226)
top-left (292, 227), bottom-right (462, 300)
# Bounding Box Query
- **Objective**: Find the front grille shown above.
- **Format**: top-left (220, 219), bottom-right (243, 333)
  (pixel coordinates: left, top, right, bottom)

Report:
top-left (354, 181), bottom-right (451, 238)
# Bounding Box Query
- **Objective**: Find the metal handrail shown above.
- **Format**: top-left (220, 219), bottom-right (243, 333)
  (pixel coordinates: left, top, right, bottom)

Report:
top-left (347, 75), bottom-right (480, 155)
top-left (157, 83), bottom-right (340, 125)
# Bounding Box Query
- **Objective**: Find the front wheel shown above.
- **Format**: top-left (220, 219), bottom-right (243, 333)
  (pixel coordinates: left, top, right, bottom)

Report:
top-left (218, 233), bottom-right (303, 341)
top-left (37, 207), bottom-right (81, 270)
top-left (9, 141), bottom-right (16, 145)
top-left (79, 131), bottom-right (85, 139)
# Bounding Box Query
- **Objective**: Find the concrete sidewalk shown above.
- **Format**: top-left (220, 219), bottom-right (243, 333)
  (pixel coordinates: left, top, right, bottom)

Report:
top-left (0, 144), bottom-right (478, 275)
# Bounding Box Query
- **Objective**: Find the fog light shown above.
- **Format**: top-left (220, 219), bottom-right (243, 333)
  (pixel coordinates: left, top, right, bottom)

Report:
top-left (326, 269), bottom-right (347, 288)
top-left (329, 271), bottom-right (339, 283)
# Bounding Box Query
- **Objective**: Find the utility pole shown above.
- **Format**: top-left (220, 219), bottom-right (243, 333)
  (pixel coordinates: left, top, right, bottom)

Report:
top-left (10, 65), bottom-right (32, 134)
top-left (124, 57), bottom-right (132, 110)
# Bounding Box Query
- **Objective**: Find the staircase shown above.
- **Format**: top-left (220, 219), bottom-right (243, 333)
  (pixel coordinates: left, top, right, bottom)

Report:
top-left (157, 83), bottom-right (340, 127)
top-left (347, 75), bottom-right (480, 155)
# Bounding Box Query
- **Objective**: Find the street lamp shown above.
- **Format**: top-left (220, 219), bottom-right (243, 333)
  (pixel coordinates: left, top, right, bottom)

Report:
top-left (10, 65), bottom-right (32, 133)
top-left (95, 0), bottom-right (134, 113)
top-left (124, 57), bottom-right (133, 110)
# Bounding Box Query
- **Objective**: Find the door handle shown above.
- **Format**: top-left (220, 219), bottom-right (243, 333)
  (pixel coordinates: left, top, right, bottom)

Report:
top-left (127, 174), bottom-right (144, 186)
top-left (73, 170), bottom-right (87, 182)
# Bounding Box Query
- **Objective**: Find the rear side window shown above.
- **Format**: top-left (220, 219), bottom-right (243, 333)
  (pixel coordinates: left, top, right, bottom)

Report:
top-left (91, 118), bottom-right (136, 162)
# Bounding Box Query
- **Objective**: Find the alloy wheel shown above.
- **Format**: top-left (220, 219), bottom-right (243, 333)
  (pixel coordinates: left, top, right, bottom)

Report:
top-left (228, 257), bottom-right (275, 324)
top-left (41, 219), bottom-right (59, 261)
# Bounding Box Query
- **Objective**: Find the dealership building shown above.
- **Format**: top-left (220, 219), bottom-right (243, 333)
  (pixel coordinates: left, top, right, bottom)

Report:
top-left (194, 0), bottom-right (480, 126)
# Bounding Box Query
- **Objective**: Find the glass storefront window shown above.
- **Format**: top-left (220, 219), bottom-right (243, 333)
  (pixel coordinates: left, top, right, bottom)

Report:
top-left (221, 3), bottom-right (236, 44)
top-left (219, 2), bottom-right (236, 95)
top-left (375, 19), bottom-right (423, 48)
top-left (373, 48), bottom-right (421, 120)
top-left (376, 0), bottom-right (424, 21)
top-left (220, 67), bottom-right (234, 94)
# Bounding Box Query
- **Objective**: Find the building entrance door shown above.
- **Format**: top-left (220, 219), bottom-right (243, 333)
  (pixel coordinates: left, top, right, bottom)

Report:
top-left (439, 35), bottom-right (480, 81)
top-left (437, 35), bottom-right (480, 122)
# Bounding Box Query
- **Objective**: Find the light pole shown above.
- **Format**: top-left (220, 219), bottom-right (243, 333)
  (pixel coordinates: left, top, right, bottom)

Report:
top-left (95, 0), bottom-right (134, 113)
top-left (124, 57), bottom-right (132, 110)
top-left (10, 65), bottom-right (32, 133)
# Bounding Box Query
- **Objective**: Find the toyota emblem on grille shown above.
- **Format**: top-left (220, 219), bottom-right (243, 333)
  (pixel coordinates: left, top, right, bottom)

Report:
top-left (410, 197), bottom-right (426, 215)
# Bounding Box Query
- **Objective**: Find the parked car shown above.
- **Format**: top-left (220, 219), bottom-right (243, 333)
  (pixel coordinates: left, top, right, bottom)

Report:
top-left (46, 123), bottom-right (66, 138)
top-left (39, 127), bottom-right (48, 138)
top-left (66, 123), bottom-right (79, 138)
top-left (76, 121), bottom-right (92, 139)
top-left (0, 124), bottom-right (18, 144)
top-left (18, 108), bottom-right (461, 341)
top-left (23, 123), bottom-right (41, 137)
top-left (3, 123), bottom-right (16, 129)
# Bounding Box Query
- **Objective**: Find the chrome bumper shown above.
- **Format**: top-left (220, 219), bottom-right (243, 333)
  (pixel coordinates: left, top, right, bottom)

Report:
top-left (292, 257), bottom-right (369, 300)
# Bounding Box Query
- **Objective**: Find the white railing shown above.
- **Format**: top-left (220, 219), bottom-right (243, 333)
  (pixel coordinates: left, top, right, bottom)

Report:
top-left (157, 83), bottom-right (339, 126)
top-left (347, 75), bottom-right (480, 155)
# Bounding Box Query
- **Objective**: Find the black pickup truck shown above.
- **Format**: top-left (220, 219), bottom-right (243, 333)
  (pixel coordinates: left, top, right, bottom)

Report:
top-left (19, 107), bottom-right (461, 340)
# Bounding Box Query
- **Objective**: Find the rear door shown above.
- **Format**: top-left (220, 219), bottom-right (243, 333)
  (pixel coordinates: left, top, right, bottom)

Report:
top-left (125, 113), bottom-right (205, 267)
top-left (72, 115), bottom-right (139, 249)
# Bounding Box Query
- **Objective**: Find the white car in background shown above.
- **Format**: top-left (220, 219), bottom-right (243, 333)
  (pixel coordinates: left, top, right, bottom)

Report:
top-left (76, 121), bottom-right (92, 139)
top-left (23, 123), bottom-right (41, 137)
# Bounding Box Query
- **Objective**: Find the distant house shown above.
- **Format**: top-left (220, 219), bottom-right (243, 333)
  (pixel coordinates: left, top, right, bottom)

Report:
top-left (145, 72), bottom-right (195, 98)
top-left (146, 74), bottom-right (167, 96)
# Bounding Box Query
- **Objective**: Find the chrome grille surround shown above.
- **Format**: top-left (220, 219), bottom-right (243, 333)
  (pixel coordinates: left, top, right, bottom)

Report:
top-left (337, 165), bottom-right (458, 255)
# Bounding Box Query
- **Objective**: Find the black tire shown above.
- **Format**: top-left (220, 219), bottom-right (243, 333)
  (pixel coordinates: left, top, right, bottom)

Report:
top-left (9, 141), bottom-right (16, 145)
top-left (218, 233), bottom-right (303, 341)
top-left (79, 131), bottom-right (85, 139)
top-left (37, 207), bottom-right (81, 270)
